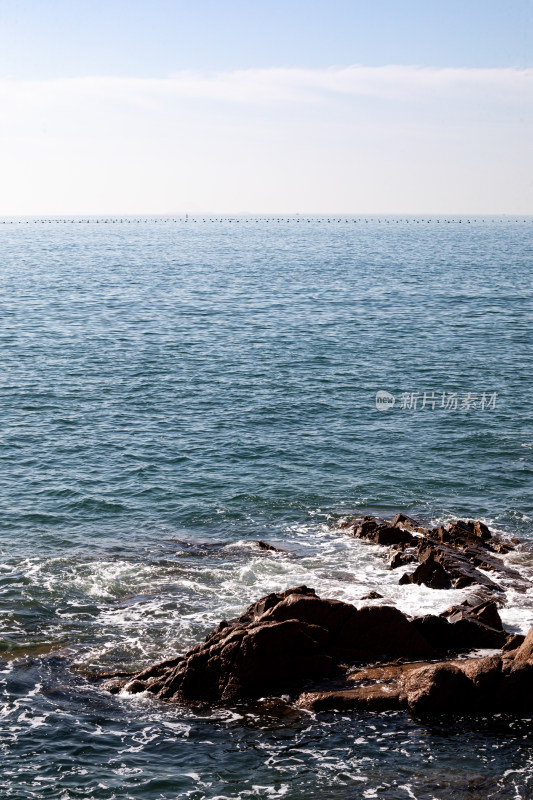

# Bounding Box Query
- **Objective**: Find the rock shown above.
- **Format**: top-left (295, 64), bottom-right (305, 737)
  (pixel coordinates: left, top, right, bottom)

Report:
top-left (346, 661), bottom-right (428, 684)
top-left (157, 617), bottom-right (334, 703)
top-left (406, 663), bottom-right (475, 716)
top-left (441, 600), bottom-right (503, 631)
top-left (448, 617), bottom-right (506, 649)
top-left (115, 587), bottom-right (436, 704)
top-left (473, 520), bottom-right (492, 541)
top-left (299, 660), bottom-right (433, 712)
top-left (392, 513), bottom-right (430, 534)
top-left (399, 556), bottom-right (452, 589)
top-left (460, 655), bottom-right (502, 703)
top-left (360, 591), bottom-right (383, 600)
top-left (349, 517), bottom-right (379, 538)
top-left (417, 539), bottom-right (503, 591)
top-left (339, 513), bottom-right (521, 598)
top-left (499, 660), bottom-right (533, 710)
top-left (469, 600), bottom-right (503, 631)
top-left (511, 627), bottom-right (533, 663)
top-left (406, 631), bottom-right (533, 716)
top-left (371, 525), bottom-right (415, 546)
top-left (491, 538), bottom-right (514, 554)
top-left (262, 594), bottom-right (436, 660)
top-left (389, 549), bottom-right (417, 569)
top-left (337, 604), bottom-right (437, 660)
top-left (254, 540), bottom-right (288, 553)
top-left (502, 633), bottom-right (525, 652)
top-left (348, 518), bottom-right (414, 546)
top-left (298, 682), bottom-right (405, 712)
top-left (235, 585), bottom-right (316, 624)
top-left (108, 576), bottom-right (533, 718)
top-left (302, 624), bottom-right (533, 718)
top-left (411, 613), bottom-right (505, 654)
top-left (436, 519), bottom-right (491, 545)
top-left (299, 637), bottom-right (533, 718)
top-left (411, 614), bottom-right (454, 652)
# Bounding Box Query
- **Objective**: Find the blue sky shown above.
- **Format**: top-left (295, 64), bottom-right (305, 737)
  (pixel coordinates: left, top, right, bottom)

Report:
top-left (0, 1), bottom-right (531, 214)
top-left (1, 0), bottom-right (531, 77)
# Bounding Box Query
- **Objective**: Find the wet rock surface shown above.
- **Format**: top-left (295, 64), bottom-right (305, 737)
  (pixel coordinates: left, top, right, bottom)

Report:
top-left (299, 643), bottom-right (533, 717)
top-left (108, 586), bottom-right (437, 703)
top-left (341, 514), bottom-right (523, 596)
top-left (103, 515), bottom-right (531, 719)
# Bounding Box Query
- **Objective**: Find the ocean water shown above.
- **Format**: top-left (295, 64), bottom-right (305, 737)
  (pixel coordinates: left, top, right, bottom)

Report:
top-left (0, 216), bottom-right (532, 799)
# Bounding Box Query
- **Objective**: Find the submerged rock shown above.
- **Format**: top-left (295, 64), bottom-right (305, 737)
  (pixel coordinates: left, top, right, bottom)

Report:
top-left (254, 540), bottom-right (289, 553)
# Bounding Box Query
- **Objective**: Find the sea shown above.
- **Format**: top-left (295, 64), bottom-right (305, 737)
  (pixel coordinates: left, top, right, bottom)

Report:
top-left (0, 215), bottom-right (532, 800)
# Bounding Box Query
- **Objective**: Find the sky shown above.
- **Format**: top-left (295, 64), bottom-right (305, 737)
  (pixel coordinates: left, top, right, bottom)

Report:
top-left (0, 0), bottom-right (532, 214)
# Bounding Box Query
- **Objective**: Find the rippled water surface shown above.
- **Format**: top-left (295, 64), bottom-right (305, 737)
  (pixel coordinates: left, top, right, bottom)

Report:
top-left (1, 217), bottom-right (532, 799)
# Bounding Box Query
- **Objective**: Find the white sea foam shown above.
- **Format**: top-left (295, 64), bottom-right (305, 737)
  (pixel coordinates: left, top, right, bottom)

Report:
top-left (8, 514), bottom-right (533, 684)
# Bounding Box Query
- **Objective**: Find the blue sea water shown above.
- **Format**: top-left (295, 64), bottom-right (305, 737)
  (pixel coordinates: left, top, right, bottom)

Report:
top-left (0, 216), bottom-right (532, 799)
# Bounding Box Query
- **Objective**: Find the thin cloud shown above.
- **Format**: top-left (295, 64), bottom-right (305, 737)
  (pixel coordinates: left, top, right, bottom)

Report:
top-left (0, 65), bottom-right (532, 108)
top-left (0, 67), bottom-right (531, 214)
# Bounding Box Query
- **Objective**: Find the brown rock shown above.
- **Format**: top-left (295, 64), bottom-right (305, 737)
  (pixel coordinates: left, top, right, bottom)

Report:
top-left (406, 663), bottom-right (475, 716)
top-left (437, 519), bottom-right (490, 545)
top-left (348, 518), bottom-right (414, 546)
top-left (235, 585), bottom-right (317, 624)
top-left (442, 600), bottom-right (503, 631)
top-left (411, 613), bottom-right (505, 654)
top-left (502, 633), bottom-right (525, 652)
top-left (474, 520), bottom-right (492, 541)
top-left (389, 550), bottom-right (417, 569)
top-left (254, 541), bottom-right (288, 553)
top-left (351, 517), bottom-right (380, 538)
top-left (298, 683), bottom-right (406, 712)
top-left (299, 625), bottom-right (533, 717)
top-left (115, 587), bottom-right (437, 704)
top-left (264, 595), bottom-right (436, 660)
top-left (511, 627), bottom-right (533, 663)
top-left (499, 659), bottom-right (533, 710)
top-left (416, 539), bottom-right (504, 593)
top-left (335, 604), bottom-right (437, 660)
top-left (399, 556), bottom-right (452, 590)
top-left (371, 525), bottom-right (415, 546)
top-left (339, 513), bottom-right (519, 597)
top-left (346, 661), bottom-right (427, 683)
top-left (460, 655), bottom-right (502, 703)
top-left (392, 513), bottom-right (429, 534)
top-left (491, 538), bottom-right (514, 554)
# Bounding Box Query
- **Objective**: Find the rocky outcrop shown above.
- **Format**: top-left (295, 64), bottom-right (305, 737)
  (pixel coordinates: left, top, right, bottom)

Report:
top-left (106, 580), bottom-right (515, 710)
top-left (440, 599), bottom-right (503, 630)
top-left (101, 514), bottom-right (529, 719)
top-left (107, 586), bottom-right (440, 703)
top-left (399, 555), bottom-right (452, 589)
top-left (299, 639), bottom-right (533, 717)
top-left (340, 514), bottom-right (522, 597)
top-left (411, 612), bottom-right (505, 652)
